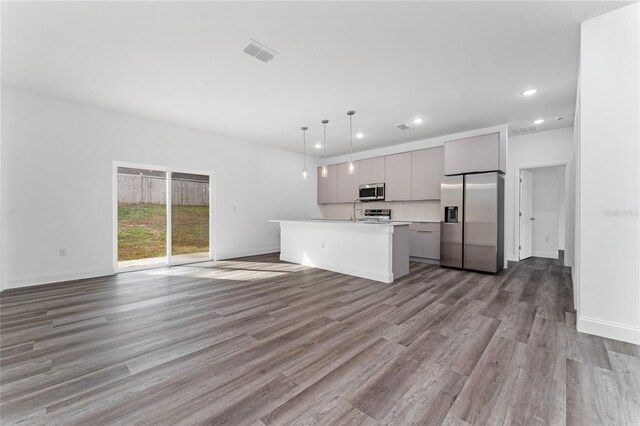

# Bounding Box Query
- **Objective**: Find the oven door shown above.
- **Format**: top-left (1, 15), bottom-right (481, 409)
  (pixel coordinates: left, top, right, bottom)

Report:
top-left (359, 185), bottom-right (378, 200)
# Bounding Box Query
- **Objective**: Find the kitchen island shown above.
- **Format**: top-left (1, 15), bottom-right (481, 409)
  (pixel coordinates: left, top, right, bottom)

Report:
top-left (269, 219), bottom-right (410, 283)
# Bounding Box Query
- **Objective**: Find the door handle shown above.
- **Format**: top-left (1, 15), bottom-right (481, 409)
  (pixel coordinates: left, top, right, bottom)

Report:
top-left (531, 217), bottom-right (535, 221)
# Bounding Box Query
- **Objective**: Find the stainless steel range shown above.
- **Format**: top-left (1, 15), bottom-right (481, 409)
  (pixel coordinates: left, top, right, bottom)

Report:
top-left (362, 209), bottom-right (391, 221)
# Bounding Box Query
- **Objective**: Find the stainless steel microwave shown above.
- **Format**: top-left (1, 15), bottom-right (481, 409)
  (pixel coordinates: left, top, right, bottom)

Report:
top-left (359, 183), bottom-right (385, 201)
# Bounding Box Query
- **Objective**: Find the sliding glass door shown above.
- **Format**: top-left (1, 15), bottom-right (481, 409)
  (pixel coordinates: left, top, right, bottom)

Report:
top-left (117, 167), bottom-right (168, 268)
top-left (116, 164), bottom-right (212, 270)
top-left (171, 172), bottom-right (210, 263)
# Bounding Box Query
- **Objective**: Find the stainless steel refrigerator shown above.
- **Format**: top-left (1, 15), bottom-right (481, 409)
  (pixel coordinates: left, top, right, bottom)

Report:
top-left (440, 172), bottom-right (504, 273)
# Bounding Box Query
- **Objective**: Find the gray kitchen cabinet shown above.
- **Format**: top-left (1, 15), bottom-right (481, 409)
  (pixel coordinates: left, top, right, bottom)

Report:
top-left (337, 161), bottom-right (360, 203)
top-left (326, 164), bottom-right (338, 203)
top-left (409, 222), bottom-right (440, 259)
top-left (317, 167), bottom-right (327, 204)
top-left (385, 152), bottom-right (412, 201)
top-left (426, 147), bottom-right (444, 199)
top-left (423, 228), bottom-right (441, 259)
top-left (444, 132), bottom-right (504, 175)
top-left (409, 230), bottom-right (424, 257)
top-left (317, 164), bottom-right (338, 204)
top-left (358, 157), bottom-right (386, 185)
top-left (411, 146), bottom-right (443, 200)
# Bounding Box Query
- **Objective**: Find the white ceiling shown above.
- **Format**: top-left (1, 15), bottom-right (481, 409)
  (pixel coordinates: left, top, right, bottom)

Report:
top-left (1, 1), bottom-right (632, 156)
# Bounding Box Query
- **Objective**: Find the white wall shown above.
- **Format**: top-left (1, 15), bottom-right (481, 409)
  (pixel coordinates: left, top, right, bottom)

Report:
top-left (0, 87), bottom-right (3, 291)
top-left (557, 166), bottom-right (566, 250)
top-left (576, 3), bottom-right (640, 344)
top-left (505, 127), bottom-right (574, 265)
top-left (1, 87), bottom-right (321, 290)
top-left (530, 166), bottom-right (563, 259)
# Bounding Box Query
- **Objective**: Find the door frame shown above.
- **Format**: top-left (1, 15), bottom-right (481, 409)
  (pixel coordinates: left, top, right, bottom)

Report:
top-left (518, 169), bottom-right (534, 260)
top-left (513, 161), bottom-right (570, 265)
top-left (112, 161), bottom-right (216, 273)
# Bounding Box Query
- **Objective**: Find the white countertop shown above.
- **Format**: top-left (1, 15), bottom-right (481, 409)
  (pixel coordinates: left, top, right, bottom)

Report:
top-left (409, 220), bottom-right (440, 223)
top-left (270, 219), bottom-right (412, 226)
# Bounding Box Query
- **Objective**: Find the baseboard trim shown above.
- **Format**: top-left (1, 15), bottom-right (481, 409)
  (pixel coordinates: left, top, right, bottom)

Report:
top-left (3, 268), bottom-right (115, 291)
top-left (215, 247), bottom-right (280, 261)
top-left (409, 257), bottom-right (440, 266)
top-left (531, 250), bottom-right (559, 259)
top-left (279, 254), bottom-right (392, 283)
top-left (577, 315), bottom-right (640, 345)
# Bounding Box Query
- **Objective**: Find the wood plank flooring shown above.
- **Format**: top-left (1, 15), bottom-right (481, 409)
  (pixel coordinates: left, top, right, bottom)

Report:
top-left (1, 253), bottom-right (638, 425)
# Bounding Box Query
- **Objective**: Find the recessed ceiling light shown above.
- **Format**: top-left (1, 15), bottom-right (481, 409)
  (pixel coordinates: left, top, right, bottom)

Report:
top-left (195, 80), bottom-right (210, 87)
top-left (555, 117), bottom-right (564, 120)
top-left (356, 132), bottom-right (364, 138)
top-left (413, 118), bottom-right (424, 124)
top-left (522, 88), bottom-right (537, 96)
top-left (314, 143), bottom-right (322, 149)
top-left (533, 119), bottom-right (545, 124)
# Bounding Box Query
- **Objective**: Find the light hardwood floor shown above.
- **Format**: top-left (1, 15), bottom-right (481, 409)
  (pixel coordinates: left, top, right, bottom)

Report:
top-left (1, 253), bottom-right (638, 425)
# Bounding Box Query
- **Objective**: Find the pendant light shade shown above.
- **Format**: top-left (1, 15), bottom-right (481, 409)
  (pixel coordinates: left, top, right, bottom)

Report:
top-left (301, 126), bottom-right (308, 180)
top-left (347, 110), bottom-right (356, 174)
top-left (321, 120), bottom-right (329, 178)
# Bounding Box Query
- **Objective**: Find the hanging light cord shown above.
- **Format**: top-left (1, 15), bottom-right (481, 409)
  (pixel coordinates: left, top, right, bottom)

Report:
top-left (301, 126), bottom-right (308, 179)
top-left (349, 114), bottom-right (353, 163)
top-left (323, 123), bottom-right (327, 157)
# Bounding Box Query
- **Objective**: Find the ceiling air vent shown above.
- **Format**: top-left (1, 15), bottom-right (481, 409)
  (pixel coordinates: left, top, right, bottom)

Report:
top-left (509, 125), bottom-right (538, 136)
top-left (243, 39), bottom-right (278, 63)
top-left (396, 123), bottom-right (412, 130)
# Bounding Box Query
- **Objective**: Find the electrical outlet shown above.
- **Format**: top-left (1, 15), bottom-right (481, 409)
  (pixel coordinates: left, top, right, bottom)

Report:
top-left (59, 248), bottom-right (67, 257)
top-left (232, 206), bottom-right (237, 212)
top-left (545, 236), bottom-right (549, 242)
top-left (321, 241), bottom-right (325, 249)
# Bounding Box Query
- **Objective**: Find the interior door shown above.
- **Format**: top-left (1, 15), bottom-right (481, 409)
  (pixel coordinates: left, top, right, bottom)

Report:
top-left (519, 170), bottom-right (533, 260)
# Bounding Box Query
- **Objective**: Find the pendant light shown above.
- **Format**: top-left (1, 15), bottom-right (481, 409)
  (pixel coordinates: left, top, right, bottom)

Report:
top-left (347, 110), bottom-right (356, 174)
top-left (321, 120), bottom-right (329, 177)
top-left (301, 126), bottom-right (308, 180)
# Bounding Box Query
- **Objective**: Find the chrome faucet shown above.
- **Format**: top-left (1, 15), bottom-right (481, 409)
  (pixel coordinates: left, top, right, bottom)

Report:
top-left (352, 199), bottom-right (363, 222)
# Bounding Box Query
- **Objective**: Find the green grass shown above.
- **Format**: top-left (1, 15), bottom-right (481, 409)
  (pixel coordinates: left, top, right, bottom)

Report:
top-left (118, 204), bottom-right (209, 261)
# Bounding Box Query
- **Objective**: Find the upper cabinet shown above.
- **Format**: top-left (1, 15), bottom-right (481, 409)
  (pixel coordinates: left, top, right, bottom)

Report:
top-left (385, 152), bottom-right (412, 201)
top-left (443, 132), bottom-right (505, 175)
top-left (411, 147), bottom-right (443, 200)
top-left (317, 164), bottom-right (338, 204)
top-left (317, 167), bottom-right (327, 204)
top-left (316, 138), bottom-right (461, 204)
top-left (336, 161), bottom-right (360, 203)
top-left (359, 157), bottom-right (385, 184)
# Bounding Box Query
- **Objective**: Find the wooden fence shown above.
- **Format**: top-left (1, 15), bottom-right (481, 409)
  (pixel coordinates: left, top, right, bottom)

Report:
top-left (117, 174), bottom-right (209, 206)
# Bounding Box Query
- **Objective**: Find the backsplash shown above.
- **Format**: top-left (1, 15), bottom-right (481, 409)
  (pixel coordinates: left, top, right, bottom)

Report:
top-left (318, 200), bottom-right (441, 222)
